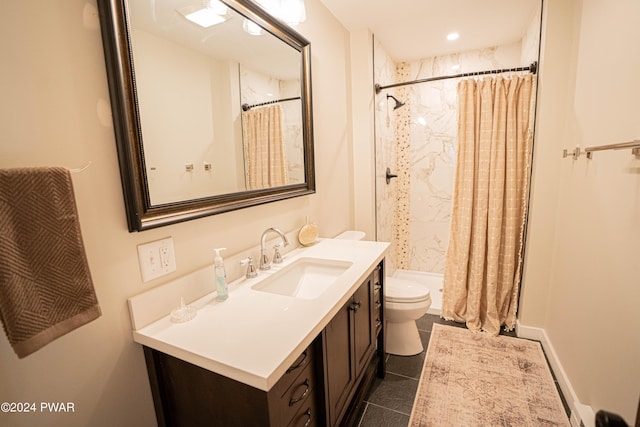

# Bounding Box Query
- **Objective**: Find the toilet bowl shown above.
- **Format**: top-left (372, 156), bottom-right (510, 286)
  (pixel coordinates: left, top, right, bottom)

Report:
top-left (334, 231), bottom-right (432, 356)
top-left (385, 277), bottom-right (431, 356)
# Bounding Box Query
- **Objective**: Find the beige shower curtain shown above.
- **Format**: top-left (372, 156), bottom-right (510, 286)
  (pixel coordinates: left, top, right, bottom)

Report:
top-left (242, 104), bottom-right (288, 190)
top-left (442, 74), bottom-right (535, 335)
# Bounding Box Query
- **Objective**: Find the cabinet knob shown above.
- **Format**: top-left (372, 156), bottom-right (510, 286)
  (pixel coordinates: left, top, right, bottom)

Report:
top-left (349, 301), bottom-right (362, 311)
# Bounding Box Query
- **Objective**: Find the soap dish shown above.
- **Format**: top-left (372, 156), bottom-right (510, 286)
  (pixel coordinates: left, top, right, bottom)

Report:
top-left (170, 298), bottom-right (197, 323)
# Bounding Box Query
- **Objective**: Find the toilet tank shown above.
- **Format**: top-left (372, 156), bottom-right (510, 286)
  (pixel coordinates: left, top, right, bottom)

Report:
top-left (334, 230), bottom-right (366, 241)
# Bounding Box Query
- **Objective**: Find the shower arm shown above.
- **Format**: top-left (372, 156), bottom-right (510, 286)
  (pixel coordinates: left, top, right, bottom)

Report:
top-left (386, 94), bottom-right (405, 110)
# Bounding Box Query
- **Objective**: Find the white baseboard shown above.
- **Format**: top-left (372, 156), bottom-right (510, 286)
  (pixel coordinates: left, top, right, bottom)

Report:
top-left (516, 321), bottom-right (595, 427)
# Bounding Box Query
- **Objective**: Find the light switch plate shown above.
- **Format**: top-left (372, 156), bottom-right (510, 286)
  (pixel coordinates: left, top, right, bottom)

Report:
top-left (137, 237), bottom-right (177, 282)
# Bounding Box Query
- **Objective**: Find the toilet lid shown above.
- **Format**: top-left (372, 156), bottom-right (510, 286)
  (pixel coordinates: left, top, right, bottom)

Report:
top-left (385, 277), bottom-right (430, 303)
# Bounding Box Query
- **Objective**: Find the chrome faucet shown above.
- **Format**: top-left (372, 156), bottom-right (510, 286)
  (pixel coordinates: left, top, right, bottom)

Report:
top-left (260, 227), bottom-right (289, 270)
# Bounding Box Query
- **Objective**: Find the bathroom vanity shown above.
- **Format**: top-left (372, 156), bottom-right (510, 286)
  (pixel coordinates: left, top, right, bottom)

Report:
top-left (128, 238), bottom-right (388, 426)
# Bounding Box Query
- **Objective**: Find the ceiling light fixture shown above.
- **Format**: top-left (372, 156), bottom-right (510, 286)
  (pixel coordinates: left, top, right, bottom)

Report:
top-left (243, 19), bottom-right (263, 35)
top-left (446, 32), bottom-right (459, 41)
top-left (178, 2), bottom-right (227, 28)
top-left (281, 0), bottom-right (306, 26)
top-left (256, 0), bottom-right (306, 27)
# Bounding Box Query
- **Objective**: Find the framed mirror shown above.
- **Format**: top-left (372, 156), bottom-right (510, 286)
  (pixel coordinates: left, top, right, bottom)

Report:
top-left (97, 0), bottom-right (315, 231)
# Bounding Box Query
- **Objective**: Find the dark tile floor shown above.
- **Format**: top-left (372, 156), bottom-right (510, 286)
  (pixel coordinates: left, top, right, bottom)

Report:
top-left (355, 314), bottom-right (570, 427)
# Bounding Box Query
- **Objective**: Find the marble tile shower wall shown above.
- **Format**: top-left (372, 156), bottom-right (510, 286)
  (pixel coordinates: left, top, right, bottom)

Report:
top-left (393, 63), bottom-right (411, 269)
top-left (406, 43), bottom-right (522, 273)
top-left (374, 41), bottom-right (524, 274)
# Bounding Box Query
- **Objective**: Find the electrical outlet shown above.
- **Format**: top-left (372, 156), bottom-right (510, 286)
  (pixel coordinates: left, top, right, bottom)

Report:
top-left (137, 237), bottom-right (176, 282)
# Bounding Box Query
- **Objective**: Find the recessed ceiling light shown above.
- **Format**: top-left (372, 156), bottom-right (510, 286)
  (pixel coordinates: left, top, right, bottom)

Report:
top-left (451, 64), bottom-right (460, 71)
top-left (447, 32), bottom-right (459, 41)
top-left (178, 5), bottom-right (227, 28)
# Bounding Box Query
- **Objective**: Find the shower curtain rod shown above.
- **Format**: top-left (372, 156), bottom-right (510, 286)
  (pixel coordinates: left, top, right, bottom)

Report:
top-left (241, 96), bottom-right (301, 111)
top-left (374, 61), bottom-right (537, 94)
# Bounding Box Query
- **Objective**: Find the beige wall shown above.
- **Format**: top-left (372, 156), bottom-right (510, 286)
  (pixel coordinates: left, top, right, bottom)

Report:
top-left (349, 29), bottom-right (376, 239)
top-left (133, 29), bottom-right (243, 202)
top-left (3, 0), bottom-right (638, 425)
top-left (0, 1), bottom-right (352, 426)
top-left (522, 0), bottom-right (640, 422)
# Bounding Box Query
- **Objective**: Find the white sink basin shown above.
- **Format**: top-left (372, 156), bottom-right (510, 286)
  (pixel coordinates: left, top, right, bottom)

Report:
top-left (251, 257), bottom-right (353, 299)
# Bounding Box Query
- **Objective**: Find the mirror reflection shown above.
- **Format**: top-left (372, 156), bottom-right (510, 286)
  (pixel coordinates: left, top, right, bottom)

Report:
top-left (97, 0), bottom-right (315, 231)
top-left (127, 0), bottom-right (304, 205)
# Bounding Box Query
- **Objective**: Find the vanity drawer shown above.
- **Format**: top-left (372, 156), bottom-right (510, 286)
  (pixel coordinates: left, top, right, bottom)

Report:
top-left (286, 391), bottom-right (318, 427)
top-left (271, 344), bottom-right (313, 399)
top-left (373, 279), bottom-right (383, 333)
top-left (373, 265), bottom-right (382, 287)
top-left (269, 358), bottom-right (316, 427)
top-left (374, 304), bottom-right (382, 333)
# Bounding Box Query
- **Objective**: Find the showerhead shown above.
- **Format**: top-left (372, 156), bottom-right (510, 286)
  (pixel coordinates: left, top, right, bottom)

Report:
top-left (387, 94), bottom-right (405, 110)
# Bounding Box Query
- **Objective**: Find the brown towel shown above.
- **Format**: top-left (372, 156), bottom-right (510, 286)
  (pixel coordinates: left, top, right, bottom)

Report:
top-left (0, 167), bottom-right (101, 358)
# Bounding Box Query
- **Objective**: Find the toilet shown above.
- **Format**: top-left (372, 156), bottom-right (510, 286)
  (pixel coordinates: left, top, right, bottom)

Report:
top-left (384, 277), bottom-right (432, 355)
top-left (334, 231), bottom-right (432, 356)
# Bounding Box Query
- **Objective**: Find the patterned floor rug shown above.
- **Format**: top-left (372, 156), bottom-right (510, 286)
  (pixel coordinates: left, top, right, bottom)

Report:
top-left (409, 324), bottom-right (570, 426)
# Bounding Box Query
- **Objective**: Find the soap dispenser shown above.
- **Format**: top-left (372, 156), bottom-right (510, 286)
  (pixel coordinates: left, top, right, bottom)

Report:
top-left (214, 248), bottom-right (228, 301)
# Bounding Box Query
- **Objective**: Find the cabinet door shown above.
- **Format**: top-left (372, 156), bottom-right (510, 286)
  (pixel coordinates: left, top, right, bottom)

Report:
top-left (352, 275), bottom-right (375, 377)
top-left (323, 298), bottom-right (355, 426)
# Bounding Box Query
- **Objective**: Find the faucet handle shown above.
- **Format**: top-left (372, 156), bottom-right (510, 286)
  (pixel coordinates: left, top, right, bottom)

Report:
top-left (272, 244), bottom-right (283, 264)
top-left (240, 256), bottom-right (257, 278)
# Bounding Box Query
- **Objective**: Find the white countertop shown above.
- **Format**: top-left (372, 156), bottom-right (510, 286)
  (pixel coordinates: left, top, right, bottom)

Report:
top-left (130, 238), bottom-right (389, 391)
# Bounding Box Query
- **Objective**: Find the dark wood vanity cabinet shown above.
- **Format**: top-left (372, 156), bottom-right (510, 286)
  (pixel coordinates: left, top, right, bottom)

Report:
top-left (143, 340), bottom-right (321, 427)
top-left (143, 261), bottom-right (385, 427)
top-left (322, 263), bottom-right (385, 426)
